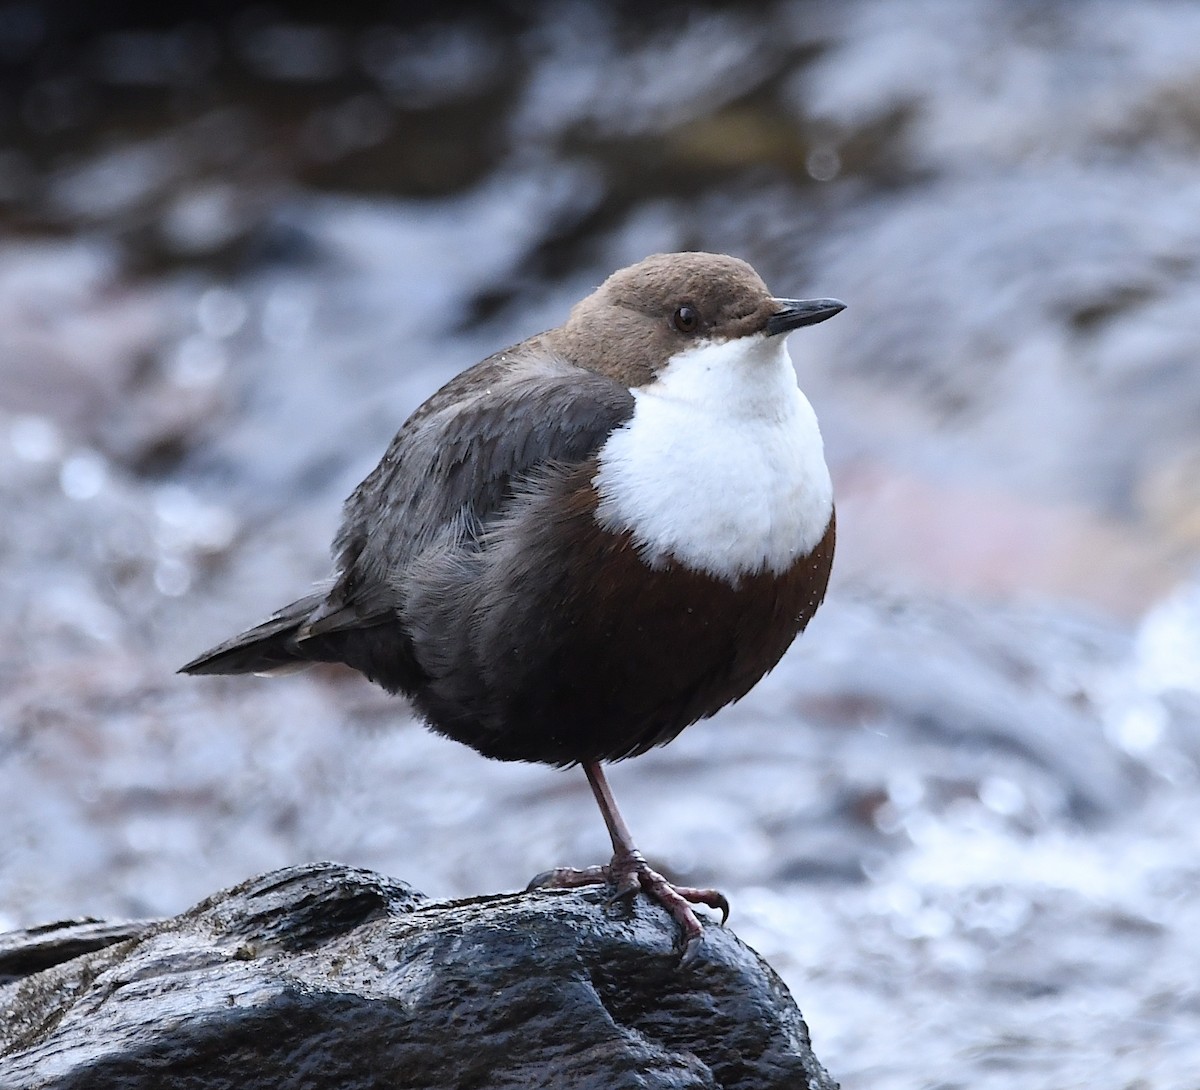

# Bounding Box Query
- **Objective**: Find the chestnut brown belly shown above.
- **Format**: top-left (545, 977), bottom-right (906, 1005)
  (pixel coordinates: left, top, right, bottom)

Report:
top-left (413, 492), bottom-right (836, 767)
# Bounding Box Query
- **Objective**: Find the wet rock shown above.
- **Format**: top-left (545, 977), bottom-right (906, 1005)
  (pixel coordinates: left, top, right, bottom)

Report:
top-left (0, 862), bottom-right (837, 1090)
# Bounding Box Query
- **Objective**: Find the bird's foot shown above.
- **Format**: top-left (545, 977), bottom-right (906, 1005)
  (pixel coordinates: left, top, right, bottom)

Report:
top-left (527, 848), bottom-right (729, 966)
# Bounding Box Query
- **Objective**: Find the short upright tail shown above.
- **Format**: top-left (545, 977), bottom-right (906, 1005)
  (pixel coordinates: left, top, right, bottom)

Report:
top-left (179, 593), bottom-right (325, 676)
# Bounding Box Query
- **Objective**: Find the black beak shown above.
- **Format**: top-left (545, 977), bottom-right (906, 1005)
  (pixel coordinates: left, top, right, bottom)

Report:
top-left (765, 298), bottom-right (846, 336)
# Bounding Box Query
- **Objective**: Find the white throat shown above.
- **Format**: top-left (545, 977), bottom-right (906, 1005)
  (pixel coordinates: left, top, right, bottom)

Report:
top-left (592, 333), bottom-right (833, 580)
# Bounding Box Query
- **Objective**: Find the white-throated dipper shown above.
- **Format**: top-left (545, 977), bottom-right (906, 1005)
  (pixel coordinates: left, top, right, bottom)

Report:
top-left (182, 251), bottom-right (843, 963)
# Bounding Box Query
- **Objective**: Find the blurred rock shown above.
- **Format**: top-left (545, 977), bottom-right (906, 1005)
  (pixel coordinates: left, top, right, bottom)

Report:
top-left (832, 462), bottom-right (1189, 616)
top-left (0, 239), bottom-right (225, 476)
top-left (1137, 443), bottom-right (1200, 552)
top-left (0, 862), bottom-right (836, 1090)
top-left (798, 0), bottom-right (1200, 171)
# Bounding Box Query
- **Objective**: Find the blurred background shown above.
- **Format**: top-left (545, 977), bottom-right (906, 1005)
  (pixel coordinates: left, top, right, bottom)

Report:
top-left (2, 1), bottom-right (1200, 1086)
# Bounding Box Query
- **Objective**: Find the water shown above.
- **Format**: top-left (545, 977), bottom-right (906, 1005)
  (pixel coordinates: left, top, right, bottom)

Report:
top-left (2, 3), bottom-right (1200, 1086)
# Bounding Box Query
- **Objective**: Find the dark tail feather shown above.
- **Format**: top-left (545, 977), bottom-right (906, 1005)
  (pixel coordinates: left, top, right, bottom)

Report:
top-left (179, 593), bottom-right (325, 676)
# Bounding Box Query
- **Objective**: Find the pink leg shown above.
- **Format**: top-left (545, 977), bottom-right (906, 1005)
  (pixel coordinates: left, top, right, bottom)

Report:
top-left (528, 761), bottom-right (729, 965)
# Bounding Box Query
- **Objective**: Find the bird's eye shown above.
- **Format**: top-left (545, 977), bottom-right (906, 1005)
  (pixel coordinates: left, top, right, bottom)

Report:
top-left (672, 305), bottom-right (699, 334)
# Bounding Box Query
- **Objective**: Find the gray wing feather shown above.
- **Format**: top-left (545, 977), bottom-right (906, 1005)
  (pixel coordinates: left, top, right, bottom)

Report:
top-left (297, 350), bottom-right (634, 639)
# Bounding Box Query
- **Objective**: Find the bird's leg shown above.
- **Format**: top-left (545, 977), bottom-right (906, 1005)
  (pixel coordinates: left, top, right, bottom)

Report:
top-left (527, 760), bottom-right (729, 963)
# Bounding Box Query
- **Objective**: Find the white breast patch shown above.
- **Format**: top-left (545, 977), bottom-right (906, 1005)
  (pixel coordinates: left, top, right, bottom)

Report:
top-left (592, 333), bottom-right (833, 580)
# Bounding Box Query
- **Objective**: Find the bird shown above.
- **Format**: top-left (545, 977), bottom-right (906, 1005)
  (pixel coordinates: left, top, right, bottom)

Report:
top-left (181, 251), bottom-right (843, 963)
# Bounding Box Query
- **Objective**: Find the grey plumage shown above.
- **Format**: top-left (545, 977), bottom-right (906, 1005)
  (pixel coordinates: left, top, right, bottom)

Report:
top-left (182, 251), bottom-right (840, 767)
top-left (323, 349), bottom-right (636, 635)
top-left (182, 350), bottom-right (637, 728)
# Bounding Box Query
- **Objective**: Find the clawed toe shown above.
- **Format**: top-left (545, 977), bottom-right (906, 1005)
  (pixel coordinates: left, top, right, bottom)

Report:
top-left (526, 864), bottom-right (608, 891)
top-left (679, 933), bottom-right (705, 969)
top-left (672, 885), bottom-right (730, 925)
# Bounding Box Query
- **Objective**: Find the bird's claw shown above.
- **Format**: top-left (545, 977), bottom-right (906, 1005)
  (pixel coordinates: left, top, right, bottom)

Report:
top-left (679, 933), bottom-right (705, 969)
top-left (528, 849), bottom-right (728, 965)
top-left (526, 864), bottom-right (607, 891)
top-left (606, 849), bottom-right (645, 903)
top-left (671, 885), bottom-right (730, 925)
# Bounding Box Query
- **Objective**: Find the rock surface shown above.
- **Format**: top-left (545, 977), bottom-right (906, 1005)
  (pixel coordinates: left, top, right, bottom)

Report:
top-left (0, 862), bottom-right (836, 1090)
